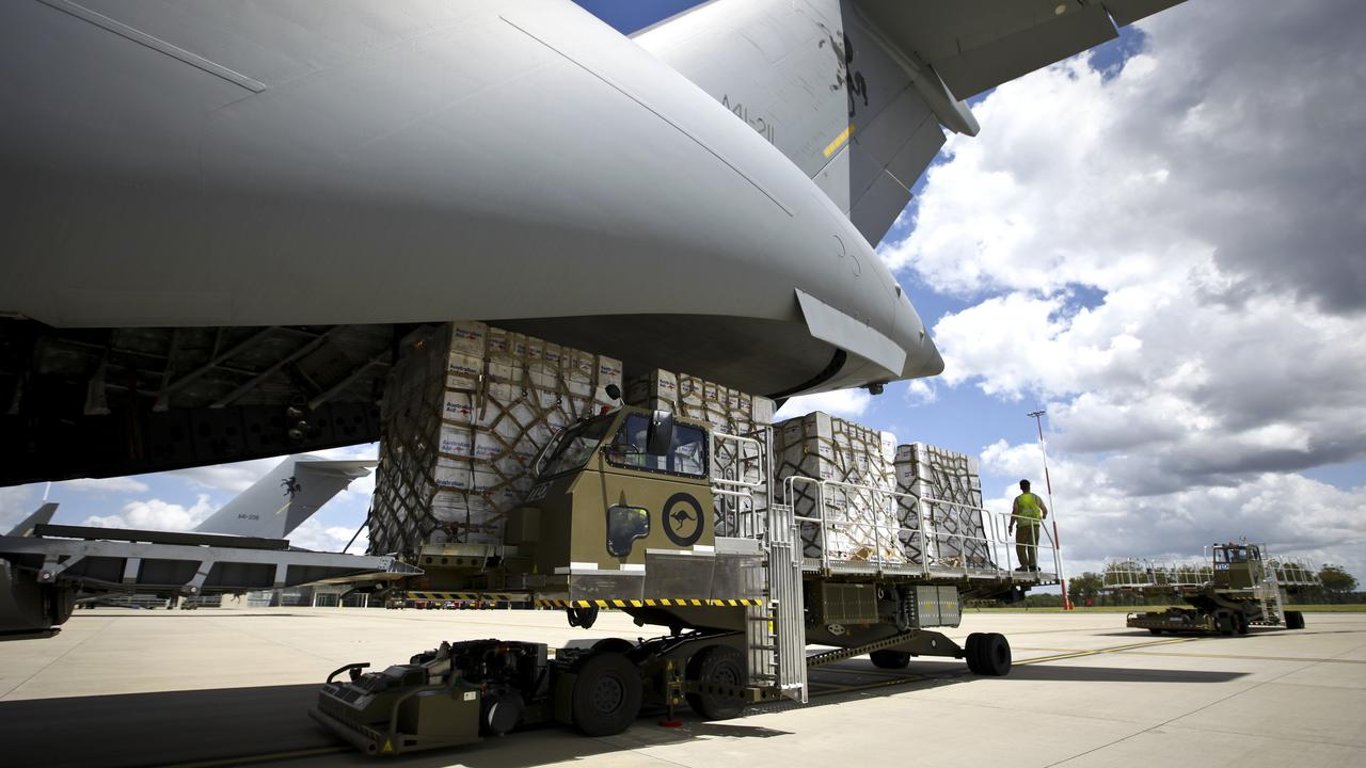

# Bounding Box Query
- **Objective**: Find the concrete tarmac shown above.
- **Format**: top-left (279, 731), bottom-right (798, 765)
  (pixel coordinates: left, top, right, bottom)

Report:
top-left (1, 607), bottom-right (1362, 767)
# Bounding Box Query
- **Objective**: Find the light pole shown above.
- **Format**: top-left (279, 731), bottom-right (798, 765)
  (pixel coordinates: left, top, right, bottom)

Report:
top-left (1028, 409), bottom-right (1071, 610)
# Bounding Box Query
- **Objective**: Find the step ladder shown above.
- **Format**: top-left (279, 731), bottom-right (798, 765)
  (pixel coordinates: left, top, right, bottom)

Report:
top-left (757, 500), bottom-right (807, 703)
top-left (1259, 568), bottom-right (1283, 625)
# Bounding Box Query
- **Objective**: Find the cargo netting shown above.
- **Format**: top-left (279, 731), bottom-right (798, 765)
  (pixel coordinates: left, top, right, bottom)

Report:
top-left (367, 322), bottom-right (619, 554)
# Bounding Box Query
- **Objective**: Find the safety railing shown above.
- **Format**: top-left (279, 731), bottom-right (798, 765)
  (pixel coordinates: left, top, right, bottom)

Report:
top-left (778, 474), bottom-right (1059, 582)
top-left (1104, 547), bottom-right (1318, 594)
top-left (708, 429), bottom-right (769, 539)
top-left (706, 427), bottom-right (805, 702)
top-left (1267, 556), bottom-right (1319, 587)
top-left (1103, 558), bottom-right (1211, 590)
top-left (993, 503), bottom-right (1065, 580)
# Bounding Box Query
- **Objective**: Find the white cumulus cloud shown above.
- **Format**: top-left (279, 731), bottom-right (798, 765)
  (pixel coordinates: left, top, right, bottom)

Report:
top-left (774, 388), bottom-right (872, 422)
top-left (881, 0), bottom-right (1366, 578)
top-left (0, 486), bottom-right (36, 531)
top-left (84, 494), bottom-right (216, 531)
top-left (287, 518), bottom-right (369, 554)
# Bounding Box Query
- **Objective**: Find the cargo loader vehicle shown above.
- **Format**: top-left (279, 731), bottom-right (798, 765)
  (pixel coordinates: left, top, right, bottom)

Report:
top-left (1105, 541), bottom-right (1318, 636)
top-left (311, 406), bottom-right (1060, 755)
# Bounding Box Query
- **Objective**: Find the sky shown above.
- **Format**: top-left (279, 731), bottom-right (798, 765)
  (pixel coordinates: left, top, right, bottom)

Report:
top-left (2, 0), bottom-right (1364, 583)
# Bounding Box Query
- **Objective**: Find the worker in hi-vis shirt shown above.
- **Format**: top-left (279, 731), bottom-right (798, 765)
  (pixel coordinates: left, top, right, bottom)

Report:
top-left (1008, 479), bottom-right (1048, 571)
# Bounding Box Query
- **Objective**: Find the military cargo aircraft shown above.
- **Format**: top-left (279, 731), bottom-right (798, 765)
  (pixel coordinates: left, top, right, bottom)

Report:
top-left (0, 0), bottom-right (1182, 484)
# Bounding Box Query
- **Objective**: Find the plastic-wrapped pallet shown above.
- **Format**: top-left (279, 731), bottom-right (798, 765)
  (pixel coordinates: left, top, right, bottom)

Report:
top-left (893, 444), bottom-right (993, 569)
top-left (772, 412), bottom-right (902, 563)
top-left (625, 369), bottom-right (774, 537)
top-left (367, 322), bottom-right (620, 555)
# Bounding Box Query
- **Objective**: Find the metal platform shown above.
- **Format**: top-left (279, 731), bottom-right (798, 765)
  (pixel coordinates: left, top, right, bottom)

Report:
top-left (800, 558), bottom-right (1058, 585)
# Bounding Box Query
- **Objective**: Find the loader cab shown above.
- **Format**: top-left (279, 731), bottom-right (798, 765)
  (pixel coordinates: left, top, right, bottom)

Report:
top-left (1210, 542), bottom-right (1265, 589)
top-left (509, 408), bottom-right (717, 588)
top-left (601, 411), bottom-right (708, 477)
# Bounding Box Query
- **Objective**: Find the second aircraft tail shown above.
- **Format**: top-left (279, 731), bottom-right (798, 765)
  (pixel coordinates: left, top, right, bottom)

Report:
top-left (193, 456), bottom-right (375, 540)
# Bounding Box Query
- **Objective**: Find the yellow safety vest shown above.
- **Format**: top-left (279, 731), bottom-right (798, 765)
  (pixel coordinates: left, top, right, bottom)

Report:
top-left (1014, 492), bottom-right (1044, 524)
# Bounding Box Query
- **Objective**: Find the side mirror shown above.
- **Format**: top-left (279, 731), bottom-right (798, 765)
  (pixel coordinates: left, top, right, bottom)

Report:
top-left (645, 410), bottom-right (673, 456)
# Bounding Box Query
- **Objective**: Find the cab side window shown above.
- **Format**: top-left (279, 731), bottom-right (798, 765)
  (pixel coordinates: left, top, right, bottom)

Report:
top-left (669, 424), bottom-right (707, 478)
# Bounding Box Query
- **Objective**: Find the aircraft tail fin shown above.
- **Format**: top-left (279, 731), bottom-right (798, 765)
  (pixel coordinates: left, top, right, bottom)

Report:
top-left (193, 456), bottom-right (375, 540)
top-left (634, 0), bottom-right (1178, 246)
top-left (6, 503), bottom-right (59, 537)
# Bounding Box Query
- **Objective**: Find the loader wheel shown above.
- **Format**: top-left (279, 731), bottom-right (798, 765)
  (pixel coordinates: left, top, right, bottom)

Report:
top-left (571, 652), bottom-right (642, 736)
top-left (870, 650), bottom-right (911, 670)
top-left (1148, 628), bottom-right (1164, 635)
top-left (686, 645), bottom-right (747, 720)
top-left (567, 606), bottom-right (600, 629)
top-left (1285, 611), bottom-right (1305, 630)
top-left (1235, 612), bottom-right (1249, 635)
top-left (974, 633), bottom-right (1012, 676)
top-left (1215, 611), bottom-right (1235, 636)
top-left (592, 638), bottom-right (635, 655)
top-left (964, 633), bottom-right (985, 674)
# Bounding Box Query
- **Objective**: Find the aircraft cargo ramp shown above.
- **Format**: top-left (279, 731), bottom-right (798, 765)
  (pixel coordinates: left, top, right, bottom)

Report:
top-left (0, 525), bottom-right (419, 640)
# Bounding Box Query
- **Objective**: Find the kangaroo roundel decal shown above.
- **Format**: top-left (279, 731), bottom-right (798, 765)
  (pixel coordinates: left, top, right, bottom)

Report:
top-left (662, 493), bottom-right (705, 548)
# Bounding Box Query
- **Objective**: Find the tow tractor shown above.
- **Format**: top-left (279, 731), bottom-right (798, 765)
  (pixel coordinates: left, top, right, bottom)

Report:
top-left (311, 407), bottom-right (1058, 754)
top-left (1106, 541), bottom-right (1318, 636)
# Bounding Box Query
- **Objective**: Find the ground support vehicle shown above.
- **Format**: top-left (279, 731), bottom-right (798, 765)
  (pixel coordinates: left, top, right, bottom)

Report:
top-left (1109, 542), bottom-right (1317, 635)
top-left (312, 407), bottom-right (1059, 754)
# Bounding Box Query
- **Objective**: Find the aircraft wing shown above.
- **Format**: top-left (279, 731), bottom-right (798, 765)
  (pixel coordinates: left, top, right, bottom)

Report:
top-left (637, 0), bottom-right (1184, 246)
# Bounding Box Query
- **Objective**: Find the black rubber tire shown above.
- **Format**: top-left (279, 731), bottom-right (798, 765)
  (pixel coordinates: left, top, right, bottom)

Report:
top-left (1234, 612), bottom-right (1249, 635)
top-left (1285, 610), bottom-right (1305, 630)
top-left (1215, 611), bottom-right (1235, 636)
top-left (1148, 628), bottom-right (1164, 635)
top-left (976, 633), bottom-right (1012, 676)
top-left (567, 606), bottom-right (600, 629)
top-left (685, 645), bottom-right (747, 720)
top-left (571, 652), bottom-right (643, 737)
top-left (869, 649), bottom-right (912, 669)
top-left (592, 638), bottom-right (635, 655)
top-left (964, 633), bottom-right (985, 674)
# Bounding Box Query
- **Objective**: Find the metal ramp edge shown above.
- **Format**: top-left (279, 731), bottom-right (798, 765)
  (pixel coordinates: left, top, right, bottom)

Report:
top-left (0, 527), bottom-right (418, 596)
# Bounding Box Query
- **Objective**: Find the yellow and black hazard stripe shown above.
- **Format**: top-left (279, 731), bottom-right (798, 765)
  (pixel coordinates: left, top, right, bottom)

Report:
top-left (533, 598), bottom-right (764, 609)
top-left (404, 591), bottom-right (528, 602)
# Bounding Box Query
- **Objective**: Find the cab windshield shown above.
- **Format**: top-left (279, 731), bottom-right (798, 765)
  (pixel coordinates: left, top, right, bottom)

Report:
top-left (1214, 545), bottom-right (1250, 564)
top-left (535, 413), bottom-right (616, 479)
